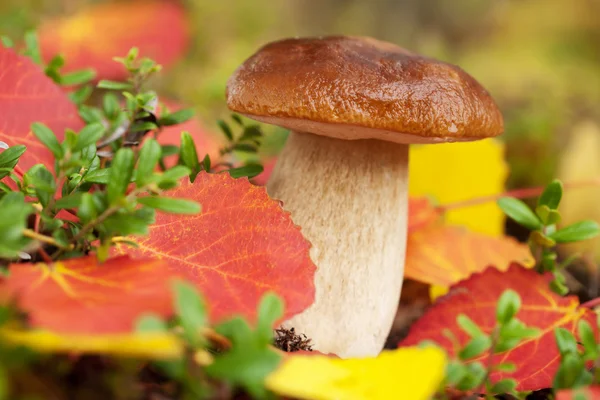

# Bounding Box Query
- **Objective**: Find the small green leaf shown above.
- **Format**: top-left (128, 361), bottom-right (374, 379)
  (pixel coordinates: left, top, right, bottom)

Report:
top-left (69, 85), bottom-right (94, 105)
top-left (555, 328), bottom-right (578, 355)
top-left (578, 320), bottom-right (598, 359)
top-left (1, 35), bottom-right (14, 48)
top-left (135, 314), bottom-right (168, 333)
top-left (530, 230), bottom-right (556, 247)
top-left (74, 123), bottom-right (105, 151)
top-left (97, 80), bottom-right (133, 90)
top-left (55, 192), bottom-right (83, 210)
top-left (31, 122), bottom-right (64, 159)
top-left (458, 336), bottom-right (491, 360)
top-left (202, 154), bottom-right (211, 172)
top-left (107, 148), bottom-right (135, 205)
top-left (136, 139), bottom-right (162, 187)
top-left (490, 379), bottom-right (517, 395)
top-left (23, 30), bottom-right (42, 65)
top-left (455, 362), bottom-right (486, 391)
top-left (173, 280), bottom-right (207, 347)
top-left (536, 205), bottom-right (561, 225)
top-left (498, 197), bottom-right (542, 231)
top-left (550, 221), bottom-right (600, 243)
top-left (228, 164), bottom-right (263, 179)
top-left (179, 131), bottom-right (200, 180)
top-left (494, 362), bottom-right (516, 372)
top-left (456, 314), bottom-right (485, 338)
top-left (158, 108), bottom-right (195, 126)
top-left (0, 145), bottom-right (27, 169)
top-left (83, 168), bottom-right (111, 184)
top-left (538, 179), bottom-right (563, 210)
top-left (138, 196), bottom-right (201, 214)
top-left (161, 166), bottom-right (192, 182)
top-left (102, 92), bottom-right (121, 118)
top-left (256, 293), bottom-right (284, 342)
top-left (444, 361), bottom-right (468, 386)
top-left (233, 143), bottom-right (258, 153)
top-left (60, 69), bottom-right (96, 86)
top-left (160, 145), bottom-right (179, 157)
top-left (130, 121), bottom-right (158, 133)
top-left (496, 290), bottom-right (521, 325)
top-left (217, 120), bottom-right (234, 141)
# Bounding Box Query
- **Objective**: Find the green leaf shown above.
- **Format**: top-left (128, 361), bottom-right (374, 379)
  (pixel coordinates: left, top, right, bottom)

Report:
top-left (239, 125), bottom-right (263, 141)
top-left (74, 123), bottom-right (105, 151)
top-left (444, 361), bottom-right (468, 387)
top-left (60, 69), bottom-right (96, 86)
top-left (207, 317), bottom-right (282, 399)
top-left (161, 166), bottom-right (191, 182)
top-left (97, 80), bottom-right (134, 90)
top-left (135, 314), bottom-right (168, 333)
top-left (456, 314), bottom-right (485, 338)
top-left (496, 289), bottom-right (521, 325)
top-left (0, 193), bottom-right (34, 258)
top-left (31, 122), bottom-right (64, 159)
top-left (217, 120), bottom-right (234, 141)
top-left (0, 145), bottom-right (27, 169)
top-left (68, 85), bottom-right (94, 105)
top-left (202, 154), bottom-right (211, 172)
top-left (102, 93), bottom-right (121, 118)
top-left (138, 196), bottom-right (201, 215)
top-left (490, 379), bottom-right (517, 395)
top-left (158, 108), bottom-right (195, 126)
top-left (160, 145), bottom-right (179, 157)
top-left (455, 362), bottom-right (486, 391)
top-left (23, 30), bottom-right (42, 65)
top-left (498, 197), bottom-right (542, 231)
top-left (458, 335), bottom-right (491, 360)
top-left (553, 352), bottom-right (591, 390)
top-left (173, 280), bottom-right (207, 347)
top-left (554, 327), bottom-right (578, 355)
top-left (228, 164), bottom-right (264, 179)
top-left (550, 221), bottom-right (600, 243)
top-left (77, 193), bottom-right (97, 224)
top-left (179, 131), bottom-right (200, 180)
top-left (130, 121), bottom-right (158, 133)
top-left (578, 320), bottom-right (598, 359)
top-left (136, 139), bottom-right (161, 187)
top-left (538, 179), bottom-right (563, 210)
top-left (25, 165), bottom-right (56, 208)
top-left (107, 148), bottom-right (135, 205)
top-left (83, 168), bottom-right (111, 184)
top-left (233, 143), bottom-right (258, 153)
top-left (1, 35), bottom-right (14, 48)
top-left (256, 293), bottom-right (284, 342)
top-left (494, 362), bottom-right (516, 372)
top-left (101, 208), bottom-right (155, 236)
top-left (536, 205), bottom-right (561, 226)
top-left (55, 192), bottom-right (83, 210)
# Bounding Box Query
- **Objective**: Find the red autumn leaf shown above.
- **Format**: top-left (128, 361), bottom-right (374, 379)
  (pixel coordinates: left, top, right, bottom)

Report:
top-left (0, 255), bottom-right (179, 334)
top-left (155, 98), bottom-right (222, 168)
top-left (556, 386), bottom-right (600, 400)
top-left (38, 0), bottom-right (190, 80)
top-left (407, 197), bottom-right (441, 233)
top-left (0, 46), bottom-right (82, 175)
top-left (399, 265), bottom-right (596, 391)
top-left (113, 172), bottom-right (316, 324)
top-left (404, 224), bottom-right (534, 286)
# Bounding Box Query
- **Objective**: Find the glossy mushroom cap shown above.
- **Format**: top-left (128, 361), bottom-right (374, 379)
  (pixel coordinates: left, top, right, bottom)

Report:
top-left (226, 36), bottom-right (504, 144)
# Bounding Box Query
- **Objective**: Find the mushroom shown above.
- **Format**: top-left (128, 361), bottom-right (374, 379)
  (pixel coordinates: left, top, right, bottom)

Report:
top-left (226, 36), bottom-right (504, 358)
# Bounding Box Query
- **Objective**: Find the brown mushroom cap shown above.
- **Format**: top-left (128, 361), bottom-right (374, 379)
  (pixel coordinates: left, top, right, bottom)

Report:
top-left (226, 36), bottom-right (504, 144)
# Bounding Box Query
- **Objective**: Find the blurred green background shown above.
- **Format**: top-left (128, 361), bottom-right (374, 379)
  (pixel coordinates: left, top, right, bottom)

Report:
top-left (2, 0), bottom-right (600, 204)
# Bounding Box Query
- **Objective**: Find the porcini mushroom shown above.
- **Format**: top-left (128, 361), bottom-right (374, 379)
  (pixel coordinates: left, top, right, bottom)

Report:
top-left (226, 36), bottom-right (504, 358)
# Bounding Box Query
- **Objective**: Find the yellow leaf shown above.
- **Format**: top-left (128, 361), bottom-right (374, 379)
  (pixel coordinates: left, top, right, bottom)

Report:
top-left (0, 327), bottom-right (184, 360)
top-left (557, 120), bottom-right (600, 259)
top-left (409, 139), bottom-right (508, 236)
top-left (265, 346), bottom-right (446, 400)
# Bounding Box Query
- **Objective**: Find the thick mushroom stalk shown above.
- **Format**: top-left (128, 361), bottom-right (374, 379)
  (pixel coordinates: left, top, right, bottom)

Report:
top-left (267, 130), bottom-right (409, 358)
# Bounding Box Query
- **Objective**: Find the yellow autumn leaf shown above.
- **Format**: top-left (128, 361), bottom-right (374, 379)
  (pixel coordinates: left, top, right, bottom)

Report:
top-left (265, 346), bottom-right (446, 400)
top-left (0, 327), bottom-right (184, 360)
top-left (409, 139), bottom-right (508, 236)
top-left (557, 120), bottom-right (600, 259)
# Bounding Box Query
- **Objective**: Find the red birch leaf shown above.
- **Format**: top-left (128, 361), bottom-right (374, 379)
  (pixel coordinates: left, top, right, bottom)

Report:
top-left (0, 46), bottom-right (83, 175)
top-left (38, 0), bottom-right (190, 80)
top-left (155, 98), bottom-right (222, 168)
top-left (113, 172), bottom-right (316, 324)
top-left (556, 386), bottom-right (600, 400)
top-left (0, 255), bottom-right (179, 334)
top-left (399, 265), bottom-right (597, 391)
top-left (404, 225), bottom-right (534, 286)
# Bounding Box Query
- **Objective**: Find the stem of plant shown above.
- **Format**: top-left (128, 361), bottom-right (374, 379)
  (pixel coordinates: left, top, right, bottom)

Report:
top-left (438, 178), bottom-right (600, 212)
top-left (22, 229), bottom-right (72, 250)
top-left (580, 297), bottom-right (600, 309)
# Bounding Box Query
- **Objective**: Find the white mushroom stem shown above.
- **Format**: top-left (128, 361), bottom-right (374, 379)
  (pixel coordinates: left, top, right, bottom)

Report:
top-left (266, 130), bottom-right (409, 358)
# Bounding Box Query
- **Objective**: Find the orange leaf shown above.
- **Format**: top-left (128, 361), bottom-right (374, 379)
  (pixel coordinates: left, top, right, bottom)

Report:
top-left (407, 197), bottom-right (441, 234)
top-left (113, 172), bottom-right (316, 324)
top-left (38, 1), bottom-right (190, 80)
top-left (404, 225), bottom-right (534, 286)
top-left (399, 265), bottom-right (596, 391)
top-left (556, 386), bottom-right (600, 400)
top-left (155, 98), bottom-right (222, 168)
top-left (0, 255), bottom-right (179, 334)
top-left (0, 46), bottom-right (82, 175)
